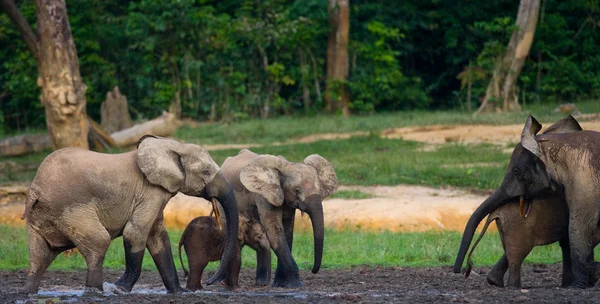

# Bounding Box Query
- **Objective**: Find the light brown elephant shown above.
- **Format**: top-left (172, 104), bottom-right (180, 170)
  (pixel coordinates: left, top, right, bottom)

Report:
top-left (220, 149), bottom-right (338, 288)
top-left (178, 215), bottom-right (271, 291)
top-left (21, 135), bottom-right (239, 294)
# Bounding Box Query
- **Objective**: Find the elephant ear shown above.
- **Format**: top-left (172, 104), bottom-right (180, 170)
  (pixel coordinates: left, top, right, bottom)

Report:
top-left (240, 155), bottom-right (285, 207)
top-left (137, 135), bottom-right (184, 193)
top-left (304, 154), bottom-right (338, 197)
top-left (521, 115), bottom-right (543, 158)
top-left (542, 115), bottom-right (582, 134)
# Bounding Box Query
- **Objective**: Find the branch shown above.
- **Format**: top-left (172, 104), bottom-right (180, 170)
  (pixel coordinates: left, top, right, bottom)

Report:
top-left (0, 0), bottom-right (39, 58)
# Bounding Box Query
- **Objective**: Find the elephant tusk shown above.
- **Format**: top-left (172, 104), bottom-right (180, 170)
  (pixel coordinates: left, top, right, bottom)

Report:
top-left (211, 198), bottom-right (222, 230)
top-left (524, 200), bottom-right (533, 218)
top-left (519, 196), bottom-right (525, 217)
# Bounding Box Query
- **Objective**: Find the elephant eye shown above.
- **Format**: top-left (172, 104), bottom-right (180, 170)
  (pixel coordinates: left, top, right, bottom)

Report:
top-left (513, 168), bottom-right (520, 177)
top-left (295, 188), bottom-right (301, 197)
top-left (202, 170), bottom-right (211, 176)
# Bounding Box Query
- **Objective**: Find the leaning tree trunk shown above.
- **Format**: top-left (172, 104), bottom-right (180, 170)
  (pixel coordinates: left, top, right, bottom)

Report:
top-left (475, 0), bottom-right (540, 115)
top-left (36, 0), bottom-right (89, 149)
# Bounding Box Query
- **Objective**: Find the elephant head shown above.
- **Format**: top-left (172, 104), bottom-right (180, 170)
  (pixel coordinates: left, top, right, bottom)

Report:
top-left (136, 135), bottom-right (239, 285)
top-left (453, 115), bottom-right (582, 273)
top-left (240, 153), bottom-right (338, 274)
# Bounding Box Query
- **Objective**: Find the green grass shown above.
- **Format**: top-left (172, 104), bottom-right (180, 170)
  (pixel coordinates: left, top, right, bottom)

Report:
top-left (206, 137), bottom-right (509, 190)
top-left (329, 190), bottom-right (374, 199)
top-left (0, 137), bottom-right (509, 190)
top-left (176, 100), bottom-right (600, 146)
top-left (0, 224), bottom-right (587, 271)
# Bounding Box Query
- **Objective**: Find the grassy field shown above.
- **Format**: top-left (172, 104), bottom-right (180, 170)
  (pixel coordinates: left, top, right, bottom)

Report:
top-left (1, 138), bottom-right (509, 190)
top-left (2, 102), bottom-right (599, 272)
top-left (0, 224), bottom-right (579, 272)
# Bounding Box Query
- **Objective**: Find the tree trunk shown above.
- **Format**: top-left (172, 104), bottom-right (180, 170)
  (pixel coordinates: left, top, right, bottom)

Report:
top-left (298, 48), bottom-right (311, 114)
top-left (36, 0), bottom-right (89, 149)
top-left (467, 61), bottom-right (472, 113)
top-left (307, 48), bottom-right (323, 103)
top-left (325, 0), bottom-right (339, 112)
top-left (168, 60), bottom-right (182, 119)
top-left (101, 86), bottom-right (133, 133)
top-left (110, 112), bottom-right (180, 147)
top-left (475, 0), bottom-right (540, 115)
top-left (333, 0), bottom-right (350, 117)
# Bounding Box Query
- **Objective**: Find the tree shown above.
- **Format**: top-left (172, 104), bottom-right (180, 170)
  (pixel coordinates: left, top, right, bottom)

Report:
top-left (0, 0), bottom-right (89, 149)
top-left (475, 0), bottom-right (540, 115)
top-left (326, 0), bottom-right (350, 116)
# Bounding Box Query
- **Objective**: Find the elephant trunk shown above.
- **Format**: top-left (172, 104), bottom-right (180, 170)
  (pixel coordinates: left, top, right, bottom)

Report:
top-left (453, 188), bottom-right (510, 273)
top-left (203, 171), bottom-right (239, 285)
top-left (306, 195), bottom-right (324, 274)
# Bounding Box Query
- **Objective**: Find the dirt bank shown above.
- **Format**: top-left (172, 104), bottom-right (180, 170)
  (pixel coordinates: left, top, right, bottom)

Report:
top-left (1, 264), bottom-right (597, 303)
top-left (0, 184), bottom-right (489, 232)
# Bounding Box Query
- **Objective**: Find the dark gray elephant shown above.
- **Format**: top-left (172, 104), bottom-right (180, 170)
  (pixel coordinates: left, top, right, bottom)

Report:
top-left (454, 115), bottom-right (584, 284)
top-left (463, 190), bottom-right (600, 288)
top-left (517, 115), bottom-right (600, 288)
top-left (21, 135), bottom-right (239, 294)
top-left (220, 149), bottom-right (338, 288)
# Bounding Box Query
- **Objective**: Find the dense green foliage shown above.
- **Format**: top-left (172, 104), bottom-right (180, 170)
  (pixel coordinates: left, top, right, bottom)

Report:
top-left (1, 0), bottom-right (599, 132)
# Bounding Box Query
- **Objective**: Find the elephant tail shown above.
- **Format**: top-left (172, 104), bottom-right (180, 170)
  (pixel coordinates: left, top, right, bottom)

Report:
top-left (21, 188), bottom-right (39, 220)
top-left (464, 214), bottom-right (497, 278)
top-left (178, 233), bottom-right (189, 277)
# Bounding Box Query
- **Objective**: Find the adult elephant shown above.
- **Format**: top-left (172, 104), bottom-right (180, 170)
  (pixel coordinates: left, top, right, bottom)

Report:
top-left (220, 149), bottom-right (338, 288)
top-left (453, 115), bottom-right (583, 279)
top-left (21, 135), bottom-right (239, 294)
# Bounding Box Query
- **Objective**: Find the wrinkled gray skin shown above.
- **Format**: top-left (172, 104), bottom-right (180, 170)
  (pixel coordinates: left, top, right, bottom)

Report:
top-left (455, 114), bottom-right (600, 288)
top-left (22, 135), bottom-right (239, 294)
top-left (220, 149), bottom-right (338, 288)
top-left (178, 215), bottom-right (271, 291)
top-left (454, 115), bottom-right (583, 279)
top-left (519, 115), bottom-right (600, 288)
top-left (464, 191), bottom-right (600, 288)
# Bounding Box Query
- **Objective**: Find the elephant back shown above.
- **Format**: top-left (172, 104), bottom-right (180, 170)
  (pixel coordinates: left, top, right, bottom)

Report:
top-left (221, 149), bottom-right (259, 192)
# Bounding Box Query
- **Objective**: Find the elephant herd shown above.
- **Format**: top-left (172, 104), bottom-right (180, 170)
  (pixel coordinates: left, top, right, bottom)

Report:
top-left (19, 114), bottom-right (600, 294)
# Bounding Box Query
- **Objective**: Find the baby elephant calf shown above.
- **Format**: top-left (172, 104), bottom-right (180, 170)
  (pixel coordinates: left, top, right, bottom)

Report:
top-left (466, 193), bottom-right (600, 288)
top-left (178, 215), bottom-right (271, 290)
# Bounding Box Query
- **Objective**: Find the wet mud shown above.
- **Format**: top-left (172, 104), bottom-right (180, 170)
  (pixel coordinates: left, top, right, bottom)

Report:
top-left (2, 264), bottom-right (600, 303)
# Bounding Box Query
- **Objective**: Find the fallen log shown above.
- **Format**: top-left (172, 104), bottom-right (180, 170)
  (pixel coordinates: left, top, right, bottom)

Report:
top-left (0, 112), bottom-right (180, 157)
top-left (0, 134), bottom-right (51, 157)
top-left (110, 111), bottom-right (180, 147)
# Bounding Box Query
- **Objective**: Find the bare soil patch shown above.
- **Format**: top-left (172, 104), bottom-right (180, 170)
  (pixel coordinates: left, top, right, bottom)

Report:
top-left (0, 184), bottom-right (489, 232)
top-left (1, 265), bottom-right (598, 303)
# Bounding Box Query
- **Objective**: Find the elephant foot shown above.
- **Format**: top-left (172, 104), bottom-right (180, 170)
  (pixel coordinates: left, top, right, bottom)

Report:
top-left (166, 285), bottom-right (188, 294)
top-left (255, 278), bottom-right (270, 286)
top-left (221, 280), bottom-right (240, 291)
top-left (272, 278), bottom-right (302, 288)
top-left (486, 273), bottom-right (504, 287)
top-left (185, 283), bottom-right (203, 292)
top-left (568, 280), bottom-right (588, 289)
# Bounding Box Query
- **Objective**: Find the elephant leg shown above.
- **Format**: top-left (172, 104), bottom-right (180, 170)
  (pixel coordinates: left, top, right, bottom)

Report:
top-left (487, 254), bottom-right (508, 287)
top-left (146, 218), bottom-right (185, 294)
top-left (71, 223), bottom-right (111, 292)
top-left (223, 242), bottom-right (242, 290)
top-left (504, 237), bottom-right (530, 288)
top-left (274, 205), bottom-right (296, 286)
top-left (568, 208), bottom-right (598, 288)
top-left (259, 205), bottom-right (301, 288)
top-left (115, 221), bottom-right (150, 292)
top-left (247, 230), bottom-right (272, 286)
top-left (559, 238), bottom-right (575, 287)
top-left (23, 227), bottom-right (59, 294)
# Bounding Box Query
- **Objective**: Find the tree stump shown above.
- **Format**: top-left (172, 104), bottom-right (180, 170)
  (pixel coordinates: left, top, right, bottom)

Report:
top-left (100, 86), bottom-right (133, 134)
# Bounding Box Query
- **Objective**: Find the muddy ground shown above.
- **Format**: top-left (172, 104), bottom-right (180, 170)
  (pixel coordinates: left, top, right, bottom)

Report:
top-left (1, 264), bottom-right (599, 303)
